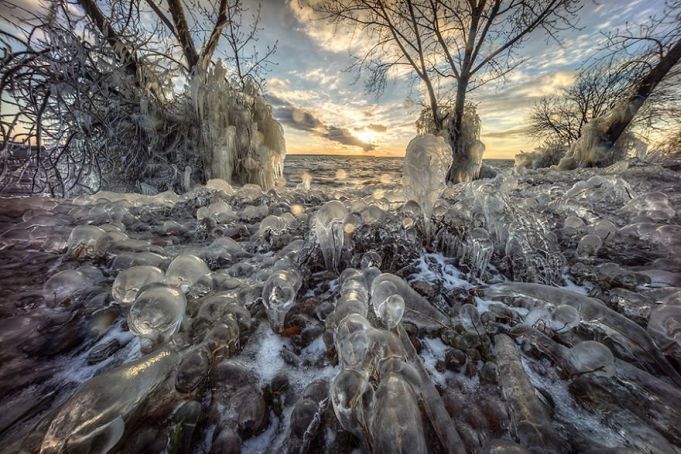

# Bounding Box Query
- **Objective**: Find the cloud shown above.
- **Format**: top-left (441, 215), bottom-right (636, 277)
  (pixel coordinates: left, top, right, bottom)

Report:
top-left (483, 126), bottom-right (532, 138)
top-left (325, 126), bottom-right (376, 151)
top-left (266, 94), bottom-right (375, 151)
top-left (367, 123), bottom-right (387, 132)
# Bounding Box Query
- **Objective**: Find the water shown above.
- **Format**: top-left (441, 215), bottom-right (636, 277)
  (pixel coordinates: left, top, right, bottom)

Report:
top-left (283, 155), bottom-right (513, 190)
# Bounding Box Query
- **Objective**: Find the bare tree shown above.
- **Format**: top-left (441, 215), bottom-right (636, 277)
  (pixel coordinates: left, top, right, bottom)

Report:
top-left (559, 0), bottom-right (681, 168)
top-left (310, 0), bottom-right (581, 182)
top-left (529, 62), bottom-right (645, 145)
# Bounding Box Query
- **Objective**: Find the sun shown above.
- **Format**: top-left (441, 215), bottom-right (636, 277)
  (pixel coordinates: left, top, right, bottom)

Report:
top-left (354, 128), bottom-right (377, 143)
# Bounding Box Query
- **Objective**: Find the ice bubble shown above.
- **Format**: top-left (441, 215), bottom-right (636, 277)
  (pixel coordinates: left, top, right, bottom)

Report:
top-left (402, 134), bottom-right (453, 236)
top-left (165, 255), bottom-right (211, 292)
top-left (43, 270), bottom-right (91, 305)
top-left (112, 266), bottom-right (165, 304)
top-left (592, 219), bottom-right (617, 241)
top-left (330, 369), bottom-right (374, 438)
top-left (206, 179), bottom-right (235, 196)
top-left (564, 216), bottom-right (585, 231)
top-left (549, 305), bottom-right (580, 332)
top-left (360, 205), bottom-right (385, 224)
top-left (647, 304), bottom-right (681, 353)
top-left (336, 313), bottom-right (372, 346)
top-left (374, 294), bottom-right (405, 329)
top-left (201, 199), bottom-right (236, 223)
top-left (623, 192), bottom-right (675, 221)
top-left (128, 285), bottom-right (187, 342)
top-left (297, 171), bottom-right (313, 190)
top-left (262, 269), bottom-right (302, 332)
top-left (337, 329), bottom-right (372, 370)
top-left (576, 234), bottom-right (602, 257)
top-left (567, 341), bottom-right (615, 377)
top-left (40, 347), bottom-right (177, 454)
top-left (235, 184), bottom-right (263, 204)
top-left (336, 169), bottom-right (348, 180)
top-left (314, 200), bottom-right (348, 272)
top-left (66, 225), bottom-right (106, 258)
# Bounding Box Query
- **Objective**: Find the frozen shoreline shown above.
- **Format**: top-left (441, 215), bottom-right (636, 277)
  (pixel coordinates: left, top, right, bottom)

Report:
top-left (1, 157), bottom-right (680, 453)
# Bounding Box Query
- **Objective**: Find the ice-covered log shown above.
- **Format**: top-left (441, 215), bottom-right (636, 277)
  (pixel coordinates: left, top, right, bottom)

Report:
top-left (486, 282), bottom-right (681, 386)
top-left (40, 348), bottom-right (178, 453)
top-left (494, 334), bottom-right (560, 453)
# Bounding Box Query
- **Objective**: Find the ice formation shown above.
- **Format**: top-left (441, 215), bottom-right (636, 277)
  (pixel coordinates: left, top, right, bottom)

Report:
top-left (40, 348), bottom-right (177, 453)
top-left (111, 266), bottom-right (165, 304)
top-left (128, 284), bottom-right (187, 342)
top-left (261, 269), bottom-right (302, 332)
top-left (314, 200), bottom-right (348, 272)
top-left (402, 134), bottom-right (453, 235)
top-left (4, 149), bottom-right (681, 453)
top-left (164, 255), bottom-right (211, 292)
top-left (190, 62), bottom-right (286, 190)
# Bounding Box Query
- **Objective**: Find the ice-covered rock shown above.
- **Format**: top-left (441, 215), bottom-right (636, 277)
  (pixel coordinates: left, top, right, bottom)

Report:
top-left (261, 269), bottom-right (302, 332)
top-left (402, 134), bottom-right (452, 235)
top-left (66, 225), bottom-right (106, 258)
top-left (128, 284), bottom-right (187, 342)
top-left (567, 341), bottom-right (615, 377)
top-left (165, 255), bottom-right (211, 292)
top-left (111, 266), bottom-right (165, 304)
top-left (43, 269), bottom-right (92, 305)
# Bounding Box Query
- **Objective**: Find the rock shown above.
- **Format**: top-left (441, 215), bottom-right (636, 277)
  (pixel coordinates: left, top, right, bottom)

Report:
top-left (444, 348), bottom-right (467, 372)
top-left (175, 346), bottom-right (211, 393)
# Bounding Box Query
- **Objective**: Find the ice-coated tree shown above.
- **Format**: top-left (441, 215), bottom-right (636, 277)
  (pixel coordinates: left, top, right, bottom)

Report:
top-left (0, 0), bottom-right (282, 195)
top-left (558, 0), bottom-right (681, 168)
top-left (309, 0), bottom-right (581, 182)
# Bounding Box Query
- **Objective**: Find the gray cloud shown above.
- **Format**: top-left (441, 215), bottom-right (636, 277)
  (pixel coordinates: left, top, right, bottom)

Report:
top-left (367, 123), bottom-right (388, 132)
top-left (266, 94), bottom-right (375, 151)
top-left (483, 126), bottom-right (532, 138)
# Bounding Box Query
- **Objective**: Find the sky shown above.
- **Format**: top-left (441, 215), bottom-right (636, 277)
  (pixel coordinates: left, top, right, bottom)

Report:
top-left (244, 0), bottom-right (667, 158)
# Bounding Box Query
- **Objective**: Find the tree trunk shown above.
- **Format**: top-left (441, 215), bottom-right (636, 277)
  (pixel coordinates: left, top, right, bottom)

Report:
top-left (447, 74), bottom-right (469, 182)
top-left (605, 38), bottom-right (681, 144)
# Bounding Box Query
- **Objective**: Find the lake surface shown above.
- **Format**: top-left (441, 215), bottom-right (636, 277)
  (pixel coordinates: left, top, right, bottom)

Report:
top-left (283, 154), bottom-right (514, 189)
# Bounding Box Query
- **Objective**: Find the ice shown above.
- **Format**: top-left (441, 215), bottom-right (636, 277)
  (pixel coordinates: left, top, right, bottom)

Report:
top-left (591, 219), bottom-right (617, 241)
top-left (191, 62), bottom-right (285, 190)
top-left (402, 134), bottom-right (452, 235)
top-left (40, 348), bottom-right (177, 454)
top-left (165, 255), bottom-right (211, 292)
top-left (66, 225), bottom-right (106, 258)
top-left (261, 269), bottom-right (302, 332)
top-left (205, 178), bottom-right (235, 196)
top-left (330, 369), bottom-right (373, 440)
top-left (621, 191), bottom-right (675, 221)
top-left (647, 304), bottom-right (681, 355)
top-left (549, 305), bottom-right (580, 332)
top-left (297, 171), bottom-right (313, 190)
top-left (576, 234), bottom-right (602, 257)
top-left (111, 266), bottom-right (165, 304)
top-left (128, 284), bottom-right (187, 342)
top-left (197, 199), bottom-right (236, 223)
top-left (374, 295), bottom-right (405, 329)
top-left (43, 269), bottom-right (91, 305)
top-left (567, 341), bottom-right (615, 377)
top-left (314, 200), bottom-right (348, 272)
top-left (370, 373), bottom-right (427, 454)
